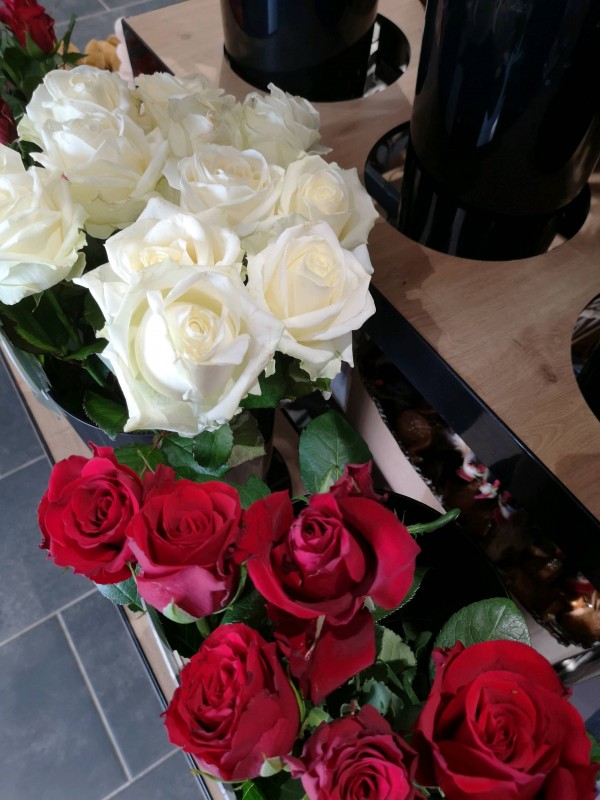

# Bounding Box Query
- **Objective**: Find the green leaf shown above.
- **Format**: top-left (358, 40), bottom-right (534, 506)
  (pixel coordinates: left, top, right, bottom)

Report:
top-left (240, 780), bottom-right (267, 800)
top-left (299, 410), bottom-right (372, 494)
top-left (433, 598), bottom-right (531, 653)
top-left (94, 577), bottom-right (141, 609)
top-left (160, 435), bottom-right (203, 474)
top-left (226, 475), bottom-right (271, 509)
top-left (240, 359), bottom-right (288, 408)
top-left (371, 567), bottom-right (428, 621)
top-left (221, 587), bottom-right (266, 628)
top-left (278, 779), bottom-right (307, 800)
top-left (300, 706), bottom-right (332, 736)
top-left (376, 626), bottom-right (417, 668)
top-left (227, 411), bottom-right (264, 468)
top-left (192, 424), bottom-right (234, 474)
top-left (113, 443), bottom-right (163, 477)
top-left (361, 678), bottom-right (394, 716)
top-left (83, 391), bottom-right (128, 438)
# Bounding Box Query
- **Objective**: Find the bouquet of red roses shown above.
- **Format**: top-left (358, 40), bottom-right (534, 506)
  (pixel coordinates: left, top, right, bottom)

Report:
top-left (38, 410), bottom-right (600, 800)
top-left (0, 0), bottom-right (79, 145)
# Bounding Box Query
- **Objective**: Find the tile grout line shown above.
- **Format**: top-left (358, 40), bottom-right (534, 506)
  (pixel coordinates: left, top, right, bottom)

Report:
top-left (99, 748), bottom-right (182, 800)
top-left (57, 612), bottom-right (134, 783)
top-left (0, 453), bottom-right (46, 482)
top-left (0, 588), bottom-right (98, 649)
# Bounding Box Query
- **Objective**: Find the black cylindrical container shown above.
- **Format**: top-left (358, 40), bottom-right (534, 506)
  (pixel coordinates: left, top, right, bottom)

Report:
top-left (220, 0), bottom-right (378, 102)
top-left (399, 0), bottom-right (600, 260)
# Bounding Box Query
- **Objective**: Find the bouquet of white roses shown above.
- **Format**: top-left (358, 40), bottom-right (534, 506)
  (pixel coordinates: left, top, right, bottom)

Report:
top-left (0, 64), bottom-right (378, 475)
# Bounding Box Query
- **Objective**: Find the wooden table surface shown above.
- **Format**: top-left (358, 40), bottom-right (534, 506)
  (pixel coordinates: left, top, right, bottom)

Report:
top-left (124, 0), bottom-right (600, 563)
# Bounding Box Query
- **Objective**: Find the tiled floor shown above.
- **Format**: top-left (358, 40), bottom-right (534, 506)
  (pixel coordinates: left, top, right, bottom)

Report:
top-left (0, 357), bottom-right (206, 799)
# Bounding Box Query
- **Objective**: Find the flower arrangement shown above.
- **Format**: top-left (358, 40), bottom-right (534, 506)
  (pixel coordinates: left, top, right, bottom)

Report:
top-left (38, 409), bottom-right (600, 800)
top-left (0, 0), bottom-right (79, 145)
top-left (1, 56), bottom-right (378, 478)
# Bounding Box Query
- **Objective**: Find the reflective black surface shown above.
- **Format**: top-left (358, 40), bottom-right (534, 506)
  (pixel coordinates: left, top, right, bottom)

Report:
top-left (220, 0), bottom-right (380, 101)
top-left (400, 0), bottom-right (600, 259)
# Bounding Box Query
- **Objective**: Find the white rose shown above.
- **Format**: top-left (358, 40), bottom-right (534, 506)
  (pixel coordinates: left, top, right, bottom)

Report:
top-left (17, 65), bottom-right (137, 146)
top-left (279, 155), bottom-right (379, 249)
top-left (103, 198), bottom-right (243, 282)
top-left (135, 73), bottom-right (239, 156)
top-left (246, 220), bottom-right (375, 379)
top-left (167, 144), bottom-right (283, 227)
top-left (0, 145), bottom-right (86, 305)
top-left (25, 111), bottom-right (169, 238)
top-left (239, 83), bottom-right (330, 167)
top-left (87, 263), bottom-right (284, 435)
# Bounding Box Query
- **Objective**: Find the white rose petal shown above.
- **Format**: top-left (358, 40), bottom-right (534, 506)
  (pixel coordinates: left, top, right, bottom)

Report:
top-left (102, 197), bottom-right (243, 282)
top-left (239, 83), bottom-right (329, 167)
top-left (167, 144), bottom-right (283, 228)
top-left (17, 65), bottom-right (138, 146)
top-left (279, 155), bottom-right (379, 248)
top-left (26, 111), bottom-right (169, 238)
top-left (88, 263), bottom-right (284, 435)
top-left (0, 144), bottom-right (86, 305)
top-left (135, 72), bottom-right (239, 156)
top-left (246, 220), bottom-right (375, 379)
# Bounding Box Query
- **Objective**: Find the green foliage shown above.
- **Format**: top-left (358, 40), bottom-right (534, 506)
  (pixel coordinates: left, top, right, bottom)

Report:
top-left (83, 391), bottom-right (129, 438)
top-left (227, 411), bottom-right (265, 467)
top-left (240, 353), bottom-right (330, 409)
top-left (113, 443), bottom-right (164, 477)
top-left (298, 410), bottom-right (371, 493)
top-left (433, 598), bottom-right (531, 653)
top-left (94, 577), bottom-right (142, 611)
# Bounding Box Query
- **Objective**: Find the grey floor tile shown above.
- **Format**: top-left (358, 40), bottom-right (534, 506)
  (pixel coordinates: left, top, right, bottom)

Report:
top-left (0, 359), bottom-right (44, 477)
top-left (112, 751), bottom-right (206, 800)
top-left (0, 617), bottom-right (127, 800)
top-left (59, 11), bottom-right (125, 47)
top-left (51, 0), bottom-right (106, 26)
top-left (0, 458), bottom-right (91, 642)
top-left (62, 592), bottom-right (173, 777)
top-left (105, 0), bottom-right (180, 15)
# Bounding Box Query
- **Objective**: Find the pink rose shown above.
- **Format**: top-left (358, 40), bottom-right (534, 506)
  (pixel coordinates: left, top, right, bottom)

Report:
top-left (38, 446), bottom-right (142, 583)
top-left (127, 467), bottom-right (241, 619)
top-left (289, 705), bottom-right (418, 800)
top-left (163, 623), bottom-right (300, 781)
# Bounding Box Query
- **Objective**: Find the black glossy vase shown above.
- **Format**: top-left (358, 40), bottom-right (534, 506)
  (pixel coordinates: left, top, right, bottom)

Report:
top-left (398, 0), bottom-right (600, 260)
top-left (220, 0), bottom-right (378, 101)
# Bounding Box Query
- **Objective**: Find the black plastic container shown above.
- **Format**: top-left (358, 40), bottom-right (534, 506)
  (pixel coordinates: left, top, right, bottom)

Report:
top-left (220, 0), bottom-right (379, 101)
top-left (399, 0), bottom-right (600, 260)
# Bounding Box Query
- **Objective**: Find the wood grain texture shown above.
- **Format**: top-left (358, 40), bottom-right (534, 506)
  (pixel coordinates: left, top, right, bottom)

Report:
top-left (126, 0), bottom-right (600, 520)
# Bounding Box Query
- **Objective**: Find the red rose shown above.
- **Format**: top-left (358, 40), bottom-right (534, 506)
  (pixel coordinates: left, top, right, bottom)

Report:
top-left (0, 0), bottom-right (57, 53)
top-left (289, 704), bottom-right (419, 800)
top-left (0, 100), bottom-right (17, 146)
top-left (413, 640), bottom-right (597, 800)
top-left (239, 475), bottom-right (419, 702)
top-left (38, 446), bottom-right (142, 583)
top-left (126, 467), bottom-right (242, 619)
top-left (163, 623), bottom-right (300, 781)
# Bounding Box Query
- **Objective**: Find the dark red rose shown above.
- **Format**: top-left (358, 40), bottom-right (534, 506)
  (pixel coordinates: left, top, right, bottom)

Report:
top-left (127, 467), bottom-right (242, 619)
top-left (239, 474), bottom-right (419, 702)
top-left (163, 623), bottom-right (300, 781)
top-left (241, 485), bottom-right (419, 625)
top-left (413, 640), bottom-right (597, 800)
top-left (0, 0), bottom-right (57, 53)
top-left (271, 605), bottom-right (375, 705)
top-left (329, 461), bottom-right (387, 502)
top-left (0, 99), bottom-right (17, 146)
top-left (289, 704), bottom-right (419, 800)
top-left (38, 446), bottom-right (142, 583)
